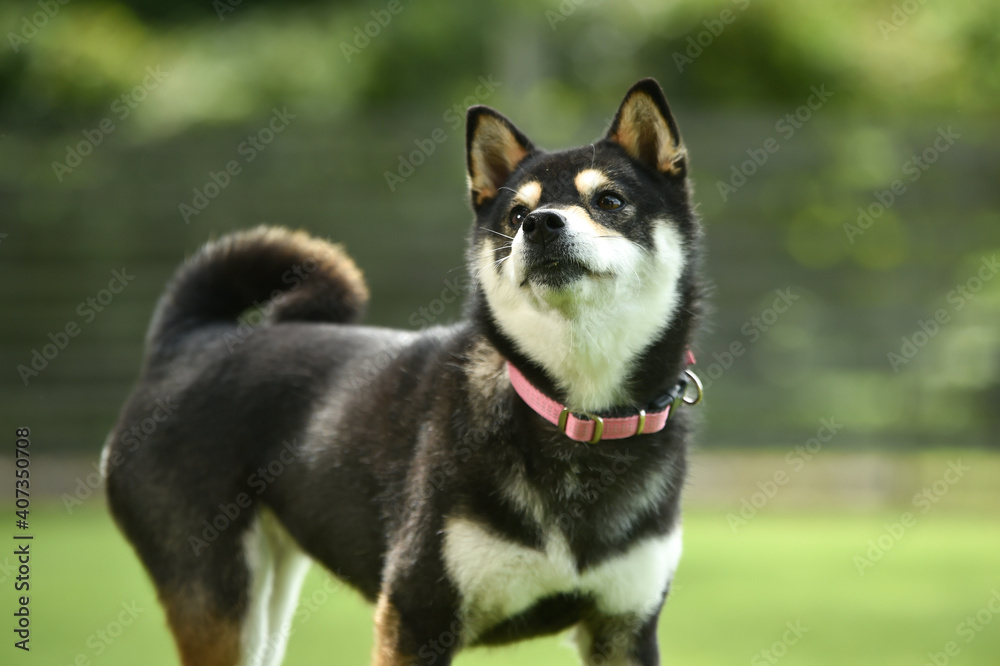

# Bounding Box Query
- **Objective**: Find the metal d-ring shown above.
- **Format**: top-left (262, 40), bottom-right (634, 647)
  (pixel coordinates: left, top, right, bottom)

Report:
top-left (682, 369), bottom-right (704, 406)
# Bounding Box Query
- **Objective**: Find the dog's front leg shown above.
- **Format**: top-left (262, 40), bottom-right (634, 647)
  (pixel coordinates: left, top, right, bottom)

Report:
top-left (372, 592), bottom-right (460, 666)
top-left (575, 609), bottom-right (663, 666)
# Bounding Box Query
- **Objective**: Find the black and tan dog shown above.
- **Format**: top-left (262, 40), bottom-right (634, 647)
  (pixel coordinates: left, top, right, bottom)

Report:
top-left (105, 78), bottom-right (704, 666)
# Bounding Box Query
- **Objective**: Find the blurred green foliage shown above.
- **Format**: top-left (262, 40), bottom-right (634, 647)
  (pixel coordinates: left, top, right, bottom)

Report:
top-left (1, 0), bottom-right (999, 452)
top-left (3, 0), bottom-right (999, 129)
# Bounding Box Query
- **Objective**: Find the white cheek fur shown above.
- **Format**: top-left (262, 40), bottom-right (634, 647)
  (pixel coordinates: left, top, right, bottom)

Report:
top-left (478, 219), bottom-right (686, 412)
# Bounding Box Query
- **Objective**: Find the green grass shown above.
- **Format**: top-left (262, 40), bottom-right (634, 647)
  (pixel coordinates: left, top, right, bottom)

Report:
top-left (10, 504), bottom-right (1000, 665)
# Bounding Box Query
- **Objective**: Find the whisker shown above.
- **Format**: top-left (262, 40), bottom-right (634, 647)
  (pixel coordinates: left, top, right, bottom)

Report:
top-left (589, 143), bottom-right (596, 169)
top-left (480, 255), bottom-right (509, 271)
top-left (498, 186), bottom-right (519, 195)
top-left (676, 305), bottom-right (699, 317)
top-left (481, 227), bottom-right (515, 240)
top-left (474, 255), bottom-right (510, 278)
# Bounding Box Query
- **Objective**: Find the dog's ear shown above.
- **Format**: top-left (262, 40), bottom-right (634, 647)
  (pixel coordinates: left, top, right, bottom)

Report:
top-left (466, 106), bottom-right (534, 207)
top-left (606, 78), bottom-right (686, 176)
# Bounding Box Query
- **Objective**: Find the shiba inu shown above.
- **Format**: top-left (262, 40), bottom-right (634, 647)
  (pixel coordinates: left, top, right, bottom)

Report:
top-left (105, 77), bottom-right (705, 666)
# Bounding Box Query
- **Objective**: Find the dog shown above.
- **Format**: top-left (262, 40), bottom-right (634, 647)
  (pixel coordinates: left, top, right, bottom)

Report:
top-left (104, 77), bottom-right (704, 666)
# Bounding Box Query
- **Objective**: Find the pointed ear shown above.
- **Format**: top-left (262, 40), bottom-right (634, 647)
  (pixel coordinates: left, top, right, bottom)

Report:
top-left (466, 106), bottom-right (534, 207)
top-left (606, 78), bottom-right (686, 176)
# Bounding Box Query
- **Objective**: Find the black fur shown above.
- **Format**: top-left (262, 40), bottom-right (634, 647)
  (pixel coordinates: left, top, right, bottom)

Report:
top-left (106, 78), bottom-right (704, 666)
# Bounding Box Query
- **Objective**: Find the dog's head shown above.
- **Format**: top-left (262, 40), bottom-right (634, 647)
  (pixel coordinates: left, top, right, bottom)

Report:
top-left (466, 79), bottom-right (700, 410)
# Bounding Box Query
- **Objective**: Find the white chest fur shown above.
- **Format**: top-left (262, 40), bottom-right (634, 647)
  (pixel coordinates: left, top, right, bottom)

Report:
top-left (442, 517), bottom-right (682, 641)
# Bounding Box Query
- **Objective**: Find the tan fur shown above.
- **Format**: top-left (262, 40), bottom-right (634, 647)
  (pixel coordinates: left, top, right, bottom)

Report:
top-left (515, 180), bottom-right (542, 209)
top-left (561, 204), bottom-right (623, 239)
top-left (469, 117), bottom-right (531, 205)
top-left (163, 593), bottom-right (242, 666)
top-left (464, 338), bottom-right (508, 420)
top-left (240, 225), bottom-right (369, 309)
top-left (609, 93), bottom-right (685, 175)
top-left (574, 169), bottom-right (611, 199)
top-left (372, 594), bottom-right (413, 666)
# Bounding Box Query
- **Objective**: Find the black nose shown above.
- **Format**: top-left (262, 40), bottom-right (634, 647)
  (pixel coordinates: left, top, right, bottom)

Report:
top-left (522, 210), bottom-right (566, 246)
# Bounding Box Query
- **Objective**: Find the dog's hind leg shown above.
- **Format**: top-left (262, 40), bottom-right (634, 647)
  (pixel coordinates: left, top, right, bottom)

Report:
top-left (237, 516), bottom-right (275, 666)
top-left (247, 510), bottom-right (311, 666)
top-left (157, 511), bottom-right (308, 666)
top-left (111, 491), bottom-right (277, 665)
top-left (108, 498), bottom-right (250, 666)
top-left (159, 574), bottom-right (246, 666)
top-left (161, 598), bottom-right (241, 666)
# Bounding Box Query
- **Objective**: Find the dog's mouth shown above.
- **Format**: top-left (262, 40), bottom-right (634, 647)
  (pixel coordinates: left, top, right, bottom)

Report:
top-left (520, 255), bottom-right (601, 289)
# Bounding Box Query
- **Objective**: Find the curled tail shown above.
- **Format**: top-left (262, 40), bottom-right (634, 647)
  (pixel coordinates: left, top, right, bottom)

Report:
top-left (147, 225), bottom-right (368, 358)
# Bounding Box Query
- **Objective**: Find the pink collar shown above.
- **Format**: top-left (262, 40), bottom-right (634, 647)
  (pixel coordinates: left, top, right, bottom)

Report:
top-left (506, 351), bottom-right (701, 444)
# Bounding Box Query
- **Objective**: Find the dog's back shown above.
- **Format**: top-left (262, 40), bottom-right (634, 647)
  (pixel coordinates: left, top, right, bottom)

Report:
top-left (105, 227), bottom-right (380, 664)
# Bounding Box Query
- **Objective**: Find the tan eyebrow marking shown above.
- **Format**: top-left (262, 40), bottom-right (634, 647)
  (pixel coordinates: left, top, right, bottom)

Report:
top-left (515, 180), bottom-right (542, 208)
top-left (574, 169), bottom-right (611, 199)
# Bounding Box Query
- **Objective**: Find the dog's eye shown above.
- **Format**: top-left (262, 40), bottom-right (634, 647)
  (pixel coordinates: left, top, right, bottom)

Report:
top-left (509, 205), bottom-right (529, 227)
top-left (596, 192), bottom-right (625, 210)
